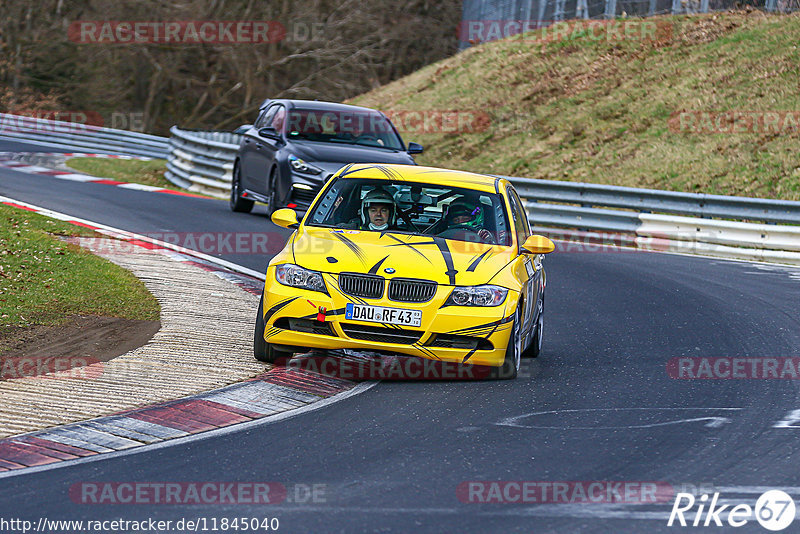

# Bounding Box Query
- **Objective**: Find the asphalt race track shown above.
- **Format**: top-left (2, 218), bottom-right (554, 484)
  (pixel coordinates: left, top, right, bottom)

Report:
top-left (1, 141), bottom-right (800, 533)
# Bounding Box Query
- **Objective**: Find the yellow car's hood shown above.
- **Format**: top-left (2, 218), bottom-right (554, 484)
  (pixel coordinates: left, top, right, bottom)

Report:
top-left (291, 227), bottom-right (515, 287)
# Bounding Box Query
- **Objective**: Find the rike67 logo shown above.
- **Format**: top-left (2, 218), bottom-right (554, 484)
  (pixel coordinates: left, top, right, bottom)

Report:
top-left (668, 490), bottom-right (796, 531)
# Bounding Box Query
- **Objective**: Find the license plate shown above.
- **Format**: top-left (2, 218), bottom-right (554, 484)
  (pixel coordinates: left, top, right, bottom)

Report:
top-left (345, 303), bottom-right (422, 327)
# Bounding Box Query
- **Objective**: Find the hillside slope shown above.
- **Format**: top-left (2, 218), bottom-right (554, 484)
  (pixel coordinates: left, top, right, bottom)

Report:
top-left (350, 11), bottom-right (800, 200)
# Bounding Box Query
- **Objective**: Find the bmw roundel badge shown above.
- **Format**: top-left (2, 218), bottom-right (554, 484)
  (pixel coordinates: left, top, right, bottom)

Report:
top-left (384, 267), bottom-right (396, 274)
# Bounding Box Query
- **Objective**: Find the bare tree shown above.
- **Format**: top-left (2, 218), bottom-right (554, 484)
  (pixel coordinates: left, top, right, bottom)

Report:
top-left (0, 0), bottom-right (461, 134)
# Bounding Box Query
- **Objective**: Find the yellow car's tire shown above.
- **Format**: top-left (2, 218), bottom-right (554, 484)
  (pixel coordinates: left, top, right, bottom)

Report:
top-left (523, 295), bottom-right (544, 359)
top-left (253, 295), bottom-right (292, 364)
top-left (491, 306), bottom-right (522, 380)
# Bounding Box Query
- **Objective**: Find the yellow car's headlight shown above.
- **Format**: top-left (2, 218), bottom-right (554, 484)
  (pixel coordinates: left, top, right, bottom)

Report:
top-left (275, 264), bottom-right (328, 294)
top-left (445, 285), bottom-right (507, 307)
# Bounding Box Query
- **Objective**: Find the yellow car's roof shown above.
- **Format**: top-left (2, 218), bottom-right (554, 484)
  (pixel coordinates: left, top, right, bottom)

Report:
top-left (335, 163), bottom-right (506, 194)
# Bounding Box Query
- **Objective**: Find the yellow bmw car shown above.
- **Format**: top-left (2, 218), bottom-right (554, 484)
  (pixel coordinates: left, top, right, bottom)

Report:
top-left (254, 163), bottom-right (555, 379)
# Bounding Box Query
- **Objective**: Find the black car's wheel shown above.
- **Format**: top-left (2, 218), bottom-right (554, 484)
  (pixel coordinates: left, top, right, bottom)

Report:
top-left (491, 304), bottom-right (522, 379)
top-left (523, 294), bottom-right (544, 359)
top-left (265, 167), bottom-right (279, 216)
top-left (254, 295), bottom-right (292, 364)
top-left (230, 165), bottom-right (254, 213)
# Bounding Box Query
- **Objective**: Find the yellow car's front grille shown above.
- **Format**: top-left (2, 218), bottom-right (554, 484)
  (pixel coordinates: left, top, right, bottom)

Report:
top-left (339, 273), bottom-right (384, 299)
top-left (388, 278), bottom-right (437, 303)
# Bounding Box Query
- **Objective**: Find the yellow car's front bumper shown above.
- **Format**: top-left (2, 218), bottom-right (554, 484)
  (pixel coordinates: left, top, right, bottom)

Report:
top-left (260, 271), bottom-right (517, 367)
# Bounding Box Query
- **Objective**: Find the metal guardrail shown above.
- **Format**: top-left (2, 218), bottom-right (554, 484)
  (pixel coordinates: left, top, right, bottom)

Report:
top-left (0, 113), bottom-right (168, 159)
top-left (503, 175), bottom-right (800, 264)
top-left (162, 128), bottom-right (800, 264)
top-left (508, 176), bottom-right (800, 225)
top-left (164, 127), bottom-right (241, 198)
top-left (3, 110), bottom-right (795, 263)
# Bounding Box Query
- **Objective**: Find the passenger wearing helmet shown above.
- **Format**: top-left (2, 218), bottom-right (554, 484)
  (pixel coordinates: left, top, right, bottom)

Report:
top-left (439, 196), bottom-right (494, 244)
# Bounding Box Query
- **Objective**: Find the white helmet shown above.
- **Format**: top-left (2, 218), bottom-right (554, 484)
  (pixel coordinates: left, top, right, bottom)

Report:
top-left (360, 188), bottom-right (397, 230)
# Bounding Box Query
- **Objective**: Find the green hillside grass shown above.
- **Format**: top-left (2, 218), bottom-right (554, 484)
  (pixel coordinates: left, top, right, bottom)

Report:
top-left (350, 10), bottom-right (800, 200)
top-left (0, 205), bottom-right (160, 329)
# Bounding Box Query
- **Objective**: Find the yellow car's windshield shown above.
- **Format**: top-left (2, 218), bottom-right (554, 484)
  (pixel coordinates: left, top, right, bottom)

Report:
top-left (305, 177), bottom-right (512, 246)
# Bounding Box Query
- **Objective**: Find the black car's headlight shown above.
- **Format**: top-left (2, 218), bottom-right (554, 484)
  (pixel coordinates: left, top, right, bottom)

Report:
top-left (275, 264), bottom-right (327, 294)
top-left (445, 285), bottom-right (508, 307)
top-left (288, 155), bottom-right (323, 175)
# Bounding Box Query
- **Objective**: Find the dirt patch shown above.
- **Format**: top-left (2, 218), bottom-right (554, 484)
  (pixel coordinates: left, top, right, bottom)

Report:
top-left (0, 316), bottom-right (160, 379)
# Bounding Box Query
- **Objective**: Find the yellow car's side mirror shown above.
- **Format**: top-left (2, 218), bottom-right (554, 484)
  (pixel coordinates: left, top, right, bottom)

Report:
top-left (271, 208), bottom-right (300, 229)
top-left (521, 235), bottom-right (555, 254)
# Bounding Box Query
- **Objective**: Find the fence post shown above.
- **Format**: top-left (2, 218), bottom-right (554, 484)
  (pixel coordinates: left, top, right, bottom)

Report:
top-left (536, 0), bottom-right (547, 27)
top-left (605, 0), bottom-right (617, 18)
top-left (553, 0), bottom-right (564, 19)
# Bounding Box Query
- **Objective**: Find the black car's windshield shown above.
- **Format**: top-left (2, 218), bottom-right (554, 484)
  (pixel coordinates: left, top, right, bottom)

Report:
top-left (305, 177), bottom-right (512, 246)
top-left (286, 109), bottom-right (404, 150)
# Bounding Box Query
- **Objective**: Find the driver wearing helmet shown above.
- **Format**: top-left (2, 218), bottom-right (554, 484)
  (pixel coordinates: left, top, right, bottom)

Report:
top-left (339, 188), bottom-right (399, 231)
top-left (439, 196), bottom-right (494, 244)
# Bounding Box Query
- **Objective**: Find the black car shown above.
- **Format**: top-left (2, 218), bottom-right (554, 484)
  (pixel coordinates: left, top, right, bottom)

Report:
top-left (230, 99), bottom-right (423, 215)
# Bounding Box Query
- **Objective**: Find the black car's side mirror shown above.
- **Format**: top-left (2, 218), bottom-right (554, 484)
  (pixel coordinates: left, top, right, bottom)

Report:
top-left (258, 127), bottom-right (282, 141)
top-left (407, 142), bottom-right (424, 154)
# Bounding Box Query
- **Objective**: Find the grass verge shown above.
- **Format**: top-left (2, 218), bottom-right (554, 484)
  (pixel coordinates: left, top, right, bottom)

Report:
top-left (65, 158), bottom-right (215, 198)
top-left (0, 204), bottom-right (160, 330)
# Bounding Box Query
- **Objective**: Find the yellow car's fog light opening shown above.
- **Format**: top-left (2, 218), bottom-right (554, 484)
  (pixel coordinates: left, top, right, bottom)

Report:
top-left (446, 285), bottom-right (508, 307)
top-left (275, 263), bottom-right (328, 294)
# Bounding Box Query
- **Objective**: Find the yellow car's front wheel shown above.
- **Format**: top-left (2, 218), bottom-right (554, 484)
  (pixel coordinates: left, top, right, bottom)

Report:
top-left (491, 304), bottom-right (523, 380)
top-left (254, 294), bottom-right (293, 364)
